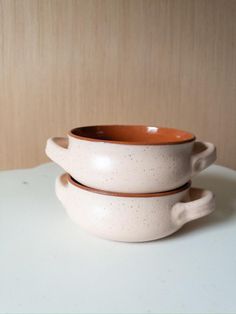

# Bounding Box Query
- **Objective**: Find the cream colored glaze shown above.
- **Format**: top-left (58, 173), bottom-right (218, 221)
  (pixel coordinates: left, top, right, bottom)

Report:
top-left (56, 174), bottom-right (215, 242)
top-left (46, 127), bottom-right (216, 193)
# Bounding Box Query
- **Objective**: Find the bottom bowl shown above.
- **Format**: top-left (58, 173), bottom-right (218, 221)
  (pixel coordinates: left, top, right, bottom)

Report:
top-left (55, 174), bottom-right (215, 242)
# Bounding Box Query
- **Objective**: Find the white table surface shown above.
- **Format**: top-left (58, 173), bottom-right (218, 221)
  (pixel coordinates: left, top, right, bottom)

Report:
top-left (0, 163), bottom-right (236, 314)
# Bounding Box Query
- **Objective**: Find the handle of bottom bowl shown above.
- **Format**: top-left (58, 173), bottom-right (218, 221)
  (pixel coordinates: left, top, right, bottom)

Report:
top-left (171, 188), bottom-right (215, 226)
top-left (55, 173), bottom-right (69, 203)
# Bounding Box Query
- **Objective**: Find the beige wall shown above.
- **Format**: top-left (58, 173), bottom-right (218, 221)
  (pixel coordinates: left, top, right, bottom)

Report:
top-left (0, 0), bottom-right (235, 170)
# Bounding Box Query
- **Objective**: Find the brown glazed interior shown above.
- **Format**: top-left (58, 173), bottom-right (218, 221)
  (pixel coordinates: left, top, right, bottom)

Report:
top-left (69, 125), bottom-right (195, 145)
top-left (68, 174), bottom-right (191, 197)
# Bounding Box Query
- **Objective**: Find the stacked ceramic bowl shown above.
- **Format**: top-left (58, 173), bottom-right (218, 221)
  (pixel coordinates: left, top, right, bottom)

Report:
top-left (46, 125), bottom-right (216, 242)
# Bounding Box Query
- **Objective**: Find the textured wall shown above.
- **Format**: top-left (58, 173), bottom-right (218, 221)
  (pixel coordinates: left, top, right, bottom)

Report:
top-left (0, 0), bottom-right (235, 170)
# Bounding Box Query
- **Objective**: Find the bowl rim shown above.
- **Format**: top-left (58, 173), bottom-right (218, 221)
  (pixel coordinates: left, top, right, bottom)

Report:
top-left (68, 124), bottom-right (196, 145)
top-left (67, 174), bottom-right (191, 198)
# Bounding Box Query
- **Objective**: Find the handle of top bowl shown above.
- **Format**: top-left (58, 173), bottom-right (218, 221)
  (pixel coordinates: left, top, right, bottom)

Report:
top-left (45, 137), bottom-right (69, 171)
top-left (191, 141), bottom-right (216, 176)
top-left (171, 188), bottom-right (215, 226)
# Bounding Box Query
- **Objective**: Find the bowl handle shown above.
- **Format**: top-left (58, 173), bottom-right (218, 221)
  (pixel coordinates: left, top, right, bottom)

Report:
top-left (171, 188), bottom-right (215, 226)
top-left (191, 141), bottom-right (216, 176)
top-left (55, 173), bottom-right (69, 203)
top-left (45, 137), bottom-right (69, 171)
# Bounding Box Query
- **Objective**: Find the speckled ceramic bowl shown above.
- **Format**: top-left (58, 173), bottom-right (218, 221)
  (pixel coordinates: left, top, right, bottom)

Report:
top-left (56, 173), bottom-right (215, 242)
top-left (46, 125), bottom-right (216, 193)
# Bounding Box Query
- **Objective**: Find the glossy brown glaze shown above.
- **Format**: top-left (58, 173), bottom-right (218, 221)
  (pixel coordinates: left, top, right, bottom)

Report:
top-left (68, 174), bottom-right (191, 197)
top-left (69, 125), bottom-right (195, 145)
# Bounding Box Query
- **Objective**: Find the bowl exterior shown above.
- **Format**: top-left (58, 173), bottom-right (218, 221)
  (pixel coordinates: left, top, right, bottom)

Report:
top-left (56, 175), bottom-right (190, 242)
top-left (66, 136), bottom-right (194, 193)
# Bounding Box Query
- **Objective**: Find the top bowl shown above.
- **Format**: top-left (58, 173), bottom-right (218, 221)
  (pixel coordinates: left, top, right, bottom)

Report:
top-left (46, 125), bottom-right (216, 193)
